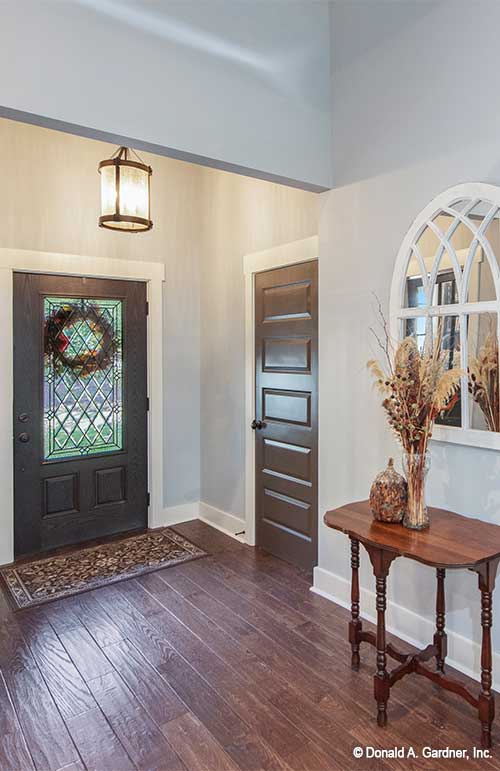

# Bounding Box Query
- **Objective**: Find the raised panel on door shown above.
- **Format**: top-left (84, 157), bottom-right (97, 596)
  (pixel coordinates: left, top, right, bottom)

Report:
top-left (263, 438), bottom-right (312, 484)
top-left (262, 488), bottom-right (311, 536)
top-left (262, 280), bottom-right (312, 322)
top-left (13, 273), bottom-right (148, 557)
top-left (263, 337), bottom-right (311, 373)
top-left (263, 389), bottom-right (311, 426)
top-left (254, 260), bottom-right (318, 571)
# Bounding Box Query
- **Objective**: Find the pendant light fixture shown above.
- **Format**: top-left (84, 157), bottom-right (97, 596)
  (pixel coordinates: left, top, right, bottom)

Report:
top-left (98, 146), bottom-right (153, 232)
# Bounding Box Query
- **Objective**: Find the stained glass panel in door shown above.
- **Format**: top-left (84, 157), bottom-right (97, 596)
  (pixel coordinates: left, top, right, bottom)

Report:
top-left (43, 297), bottom-right (123, 460)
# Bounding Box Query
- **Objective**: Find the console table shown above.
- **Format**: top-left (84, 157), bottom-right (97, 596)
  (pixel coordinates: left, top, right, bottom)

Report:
top-left (324, 500), bottom-right (500, 748)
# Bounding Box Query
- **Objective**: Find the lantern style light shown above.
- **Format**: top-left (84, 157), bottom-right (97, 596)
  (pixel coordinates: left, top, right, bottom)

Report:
top-left (98, 146), bottom-right (153, 232)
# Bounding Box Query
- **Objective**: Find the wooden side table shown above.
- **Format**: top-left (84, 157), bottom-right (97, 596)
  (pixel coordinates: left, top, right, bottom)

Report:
top-left (324, 500), bottom-right (500, 748)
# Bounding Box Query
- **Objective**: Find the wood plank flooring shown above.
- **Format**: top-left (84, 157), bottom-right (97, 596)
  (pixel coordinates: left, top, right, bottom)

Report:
top-left (0, 519), bottom-right (499, 770)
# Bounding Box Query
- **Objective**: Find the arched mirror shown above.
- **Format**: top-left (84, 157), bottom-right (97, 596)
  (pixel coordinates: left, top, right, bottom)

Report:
top-left (390, 183), bottom-right (500, 449)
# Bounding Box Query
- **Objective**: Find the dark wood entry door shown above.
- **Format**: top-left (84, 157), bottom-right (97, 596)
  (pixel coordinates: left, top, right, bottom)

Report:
top-left (13, 273), bottom-right (148, 558)
top-left (254, 260), bottom-right (318, 571)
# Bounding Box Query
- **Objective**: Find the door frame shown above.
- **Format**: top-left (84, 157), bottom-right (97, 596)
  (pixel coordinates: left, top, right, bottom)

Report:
top-left (243, 235), bottom-right (318, 546)
top-left (0, 247), bottom-right (165, 565)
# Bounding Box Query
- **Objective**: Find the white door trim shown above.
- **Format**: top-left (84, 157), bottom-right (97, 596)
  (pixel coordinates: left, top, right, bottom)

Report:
top-left (243, 235), bottom-right (318, 545)
top-left (0, 247), bottom-right (165, 565)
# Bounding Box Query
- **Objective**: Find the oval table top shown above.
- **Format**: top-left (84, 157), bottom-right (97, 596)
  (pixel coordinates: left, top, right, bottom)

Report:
top-left (324, 500), bottom-right (500, 569)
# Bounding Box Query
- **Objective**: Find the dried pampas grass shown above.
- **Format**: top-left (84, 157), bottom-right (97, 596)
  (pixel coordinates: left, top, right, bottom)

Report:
top-left (468, 329), bottom-right (499, 432)
top-left (368, 311), bottom-right (462, 455)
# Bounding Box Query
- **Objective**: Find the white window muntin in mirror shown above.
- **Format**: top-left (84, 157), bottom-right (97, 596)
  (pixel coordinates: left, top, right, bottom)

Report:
top-left (390, 183), bottom-right (500, 450)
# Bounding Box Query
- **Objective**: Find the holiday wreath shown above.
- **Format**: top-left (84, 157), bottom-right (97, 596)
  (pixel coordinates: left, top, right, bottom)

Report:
top-left (44, 302), bottom-right (116, 377)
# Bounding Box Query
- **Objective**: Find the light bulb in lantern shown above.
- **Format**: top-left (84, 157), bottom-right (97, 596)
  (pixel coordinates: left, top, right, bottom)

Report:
top-left (98, 147), bottom-right (152, 232)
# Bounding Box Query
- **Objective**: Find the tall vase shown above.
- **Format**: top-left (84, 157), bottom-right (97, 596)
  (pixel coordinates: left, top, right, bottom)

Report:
top-left (402, 452), bottom-right (430, 530)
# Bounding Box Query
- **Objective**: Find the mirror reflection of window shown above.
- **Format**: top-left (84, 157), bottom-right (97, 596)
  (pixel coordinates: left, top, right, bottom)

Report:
top-left (397, 193), bottom-right (500, 437)
top-left (434, 315), bottom-right (461, 428)
top-left (404, 316), bottom-right (426, 352)
top-left (405, 275), bottom-right (426, 309)
top-left (433, 270), bottom-right (458, 306)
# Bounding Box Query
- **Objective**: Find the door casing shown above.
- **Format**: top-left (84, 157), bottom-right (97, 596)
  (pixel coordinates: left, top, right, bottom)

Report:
top-left (0, 248), bottom-right (165, 566)
top-left (244, 235), bottom-right (319, 547)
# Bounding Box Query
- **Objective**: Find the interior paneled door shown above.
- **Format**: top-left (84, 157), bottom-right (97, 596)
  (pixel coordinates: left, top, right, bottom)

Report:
top-left (13, 273), bottom-right (148, 558)
top-left (254, 260), bottom-right (318, 570)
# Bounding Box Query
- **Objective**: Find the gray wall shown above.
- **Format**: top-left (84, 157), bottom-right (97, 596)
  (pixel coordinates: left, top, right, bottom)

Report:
top-left (319, 0), bottom-right (500, 676)
top-left (0, 0), bottom-right (332, 190)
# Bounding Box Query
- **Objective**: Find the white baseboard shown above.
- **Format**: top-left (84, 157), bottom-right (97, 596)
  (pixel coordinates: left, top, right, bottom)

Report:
top-left (153, 500), bottom-right (246, 544)
top-left (198, 501), bottom-right (246, 543)
top-left (313, 565), bottom-right (500, 691)
top-left (156, 501), bottom-right (200, 528)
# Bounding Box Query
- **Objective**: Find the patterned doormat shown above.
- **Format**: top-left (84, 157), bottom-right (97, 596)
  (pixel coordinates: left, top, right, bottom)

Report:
top-left (0, 528), bottom-right (207, 610)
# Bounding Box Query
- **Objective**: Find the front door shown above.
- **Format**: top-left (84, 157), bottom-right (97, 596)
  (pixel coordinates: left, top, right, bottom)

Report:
top-left (254, 260), bottom-right (318, 571)
top-left (13, 273), bottom-right (148, 558)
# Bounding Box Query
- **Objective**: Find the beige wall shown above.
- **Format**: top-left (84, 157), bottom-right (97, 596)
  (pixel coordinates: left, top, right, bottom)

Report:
top-left (199, 167), bottom-right (319, 518)
top-left (0, 118), bottom-right (202, 263)
top-left (0, 116), bottom-right (202, 509)
top-left (0, 117), bottom-right (319, 518)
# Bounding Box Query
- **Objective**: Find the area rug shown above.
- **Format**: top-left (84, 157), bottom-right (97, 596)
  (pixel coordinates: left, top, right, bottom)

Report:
top-left (0, 528), bottom-right (207, 610)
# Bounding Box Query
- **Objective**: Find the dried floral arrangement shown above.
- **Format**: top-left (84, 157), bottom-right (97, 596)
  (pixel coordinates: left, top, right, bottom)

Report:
top-left (367, 306), bottom-right (463, 455)
top-left (468, 328), bottom-right (500, 432)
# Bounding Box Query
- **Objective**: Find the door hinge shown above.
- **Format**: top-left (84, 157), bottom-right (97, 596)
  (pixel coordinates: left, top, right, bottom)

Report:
top-left (146, 301), bottom-right (149, 316)
top-left (147, 492), bottom-right (151, 507)
top-left (146, 397), bottom-right (150, 411)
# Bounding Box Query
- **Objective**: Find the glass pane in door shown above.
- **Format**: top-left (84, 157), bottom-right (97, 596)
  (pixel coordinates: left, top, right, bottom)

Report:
top-left (43, 297), bottom-right (123, 460)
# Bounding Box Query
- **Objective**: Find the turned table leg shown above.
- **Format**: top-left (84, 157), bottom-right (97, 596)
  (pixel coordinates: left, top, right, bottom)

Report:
top-left (434, 568), bottom-right (447, 673)
top-left (349, 537), bottom-right (362, 670)
top-left (375, 572), bottom-right (389, 726)
top-left (479, 586), bottom-right (494, 749)
top-left (364, 545), bottom-right (398, 728)
top-left (475, 559), bottom-right (499, 750)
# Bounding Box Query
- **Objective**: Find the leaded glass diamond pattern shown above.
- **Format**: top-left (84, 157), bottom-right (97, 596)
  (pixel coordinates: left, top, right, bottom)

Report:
top-left (44, 297), bottom-right (123, 460)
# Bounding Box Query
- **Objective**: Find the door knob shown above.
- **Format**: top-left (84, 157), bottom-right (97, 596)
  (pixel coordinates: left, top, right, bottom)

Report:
top-left (18, 432), bottom-right (30, 443)
top-left (251, 419), bottom-right (266, 430)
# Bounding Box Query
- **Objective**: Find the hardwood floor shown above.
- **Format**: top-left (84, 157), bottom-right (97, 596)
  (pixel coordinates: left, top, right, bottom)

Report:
top-left (0, 520), bottom-right (499, 770)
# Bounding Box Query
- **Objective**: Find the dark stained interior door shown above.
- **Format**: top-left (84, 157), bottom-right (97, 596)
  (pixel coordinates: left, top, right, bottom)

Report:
top-left (13, 273), bottom-right (148, 558)
top-left (254, 260), bottom-right (318, 571)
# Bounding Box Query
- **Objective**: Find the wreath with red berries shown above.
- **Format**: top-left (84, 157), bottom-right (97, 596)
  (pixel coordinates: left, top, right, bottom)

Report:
top-left (44, 303), bottom-right (116, 377)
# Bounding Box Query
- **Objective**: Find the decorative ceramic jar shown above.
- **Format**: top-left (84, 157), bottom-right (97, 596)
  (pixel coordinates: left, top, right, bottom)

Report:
top-left (369, 458), bottom-right (407, 524)
top-left (402, 451), bottom-right (430, 530)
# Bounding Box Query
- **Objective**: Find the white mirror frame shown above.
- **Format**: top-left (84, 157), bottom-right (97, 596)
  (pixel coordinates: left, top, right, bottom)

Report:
top-left (390, 182), bottom-right (500, 451)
